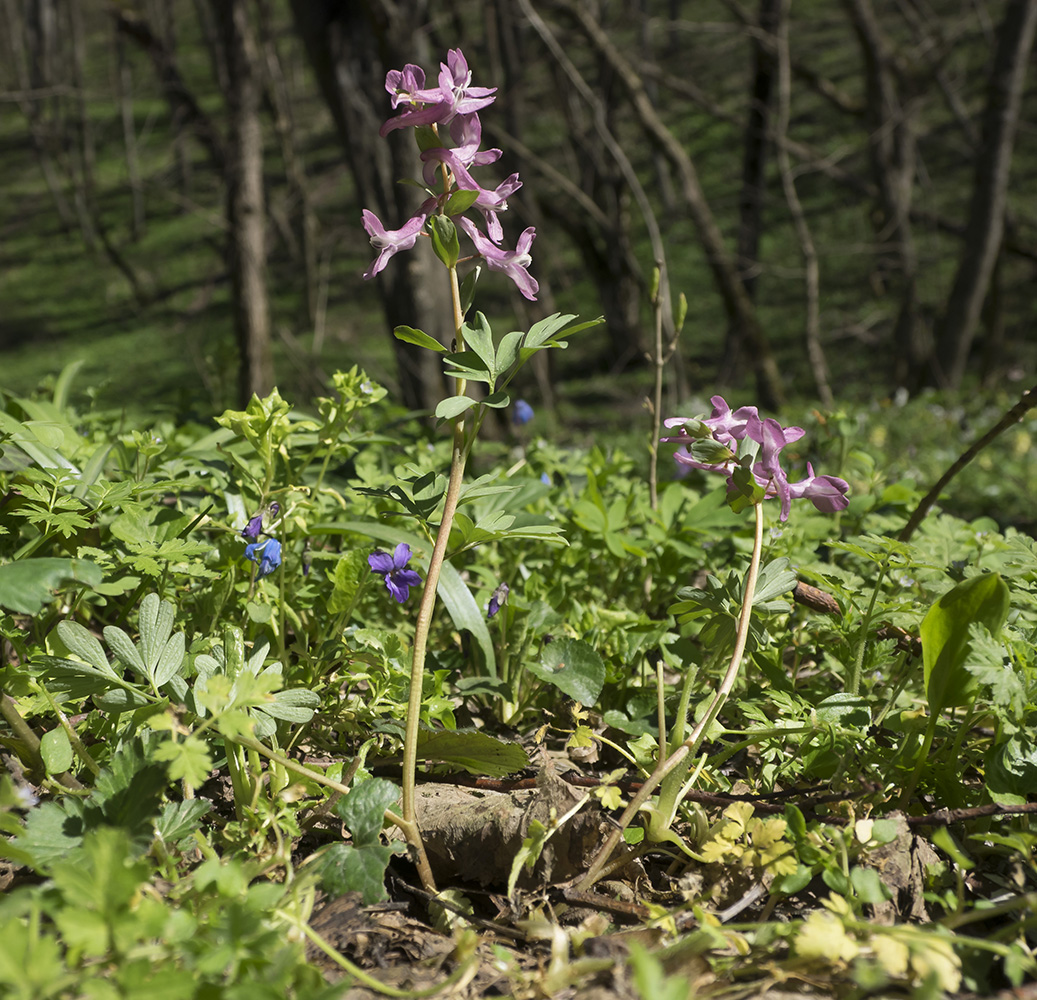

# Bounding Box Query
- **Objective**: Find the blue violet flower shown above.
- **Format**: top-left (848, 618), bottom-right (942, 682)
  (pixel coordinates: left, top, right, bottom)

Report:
top-left (512, 399), bottom-right (534, 426)
top-left (487, 582), bottom-right (510, 619)
top-left (369, 542), bottom-right (423, 603)
top-left (245, 538), bottom-right (282, 579)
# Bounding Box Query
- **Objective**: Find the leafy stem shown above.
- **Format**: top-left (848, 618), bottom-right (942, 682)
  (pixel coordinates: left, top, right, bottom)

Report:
top-left (578, 500), bottom-right (766, 889)
top-left (397, 261), bottom-right (468, 893)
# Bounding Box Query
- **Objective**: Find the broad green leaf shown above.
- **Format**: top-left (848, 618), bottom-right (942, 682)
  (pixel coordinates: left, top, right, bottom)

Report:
top-left (327, 549), bottom-right (368, 615)
top-left (0, 558), bottom-right (101, 616)
top-left (40, 727), bottom-right (73, 774)
top-left (394, 325), bottom-right (447, 352)
top-left (849, 865), bottom-right (891, 904)
top-left (526, 638), bottom-right (606, 706)
top-left (103, 625), bottom-right (146, 677)
top-left (445, 188), bottom-right (480, 216)
top-left (319, 842), bottom-right (398, 905)
top-left (152, 632), bottom-right (186, 688)
top-left (435, 395), bottom-right (478, 421)
top-left (335, 777), bottom-right (400, 847)
top-left (815, 693), bottom-right (871, 731)
top-left (461, 313), bottom-right (496, 372)
top-left (753, 557), bottom-right (798, 605)
top-left (415, 730), bottom-right (529, 776)
top-left (261, 688), bottom-right (320, 723)
top-left (57, 620), bottom-right (117, 676)
top-left (921, 573), bottom-right (1010, 712)
top-left (138, 593), bottom-right (174, 671)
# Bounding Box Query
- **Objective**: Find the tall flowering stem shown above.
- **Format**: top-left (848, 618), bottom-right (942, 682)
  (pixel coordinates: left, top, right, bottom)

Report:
top-left (399, 265), bottom-right (467, 892)
top-left (579, 501), bottom-right (766, 889)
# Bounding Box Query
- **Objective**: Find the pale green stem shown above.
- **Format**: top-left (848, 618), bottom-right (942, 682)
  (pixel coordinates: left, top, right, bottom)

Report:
top-left (399, 263), bottom-right (467, 893)
top-left (899, 709), bottom-right (939, 809)
top-left (578, 501), bottom-right (766, 890)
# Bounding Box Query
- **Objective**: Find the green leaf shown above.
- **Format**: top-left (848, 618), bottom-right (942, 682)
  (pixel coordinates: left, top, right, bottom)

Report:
top-left (753, 557), bottom-right (798, 605)
top-left (56, 620), bottom-right (116, 676)
top-left (445, 189), bottom-right (480, 216)
top-left (461, 313), bottom-right (495, 372)
top-left (435, 395), bottom-right (478, 421)
top-left (986, 733), bottom-right (1037, 803)
top-left (458, 265), bottom-right (480, 314)
top-left (429, 215), bottom-right (459, 267)
top-left (40, 727), bottom-right (73, 775)
top-left (0, 558), bottom-right (101, 615)
top-left (415, 730), bottom-right (529, 776)
top-left (921, 573), bottom-right (1010, 713)
top-left (335, 778), bottom-right (400, 847)
top-left (327, 549), bottom-right (368, 615)
top-left (153, 799), bottom-right (212, 843)
top-left (152, 736), bottom-right (213, 788)
top-left (103, 625), bottom-right (146, 677)
top-left (319, 842), bottom-right (399, 905)
top-left (815, 693), bottom-right (871, 731)
top-left (849, 865), bottom-right (891, 904)
top-left (526, 638), bottom-right (606, 705)
top-left (394, 325), bottom-right (447, 352)
top-left (261, 688), bottom-right (320, 724)
top-left (4, 801), bottom-right (83, 870)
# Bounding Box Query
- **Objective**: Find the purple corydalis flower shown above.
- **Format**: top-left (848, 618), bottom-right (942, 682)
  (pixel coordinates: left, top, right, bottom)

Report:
top-left (245, 538), bottom-right (282, 579)
top-left (488, 582), bottom-right (510, 619)
top-left (369, 542), bottom-right (423, 603)
top-left (362, 209), bottom-right (428, 280)
top-left (381, 49), bottom-right (496, 136)
top-left (458, 217), bottom-right (538, 301)
top-left (662, 395), bottom-right (849, 521)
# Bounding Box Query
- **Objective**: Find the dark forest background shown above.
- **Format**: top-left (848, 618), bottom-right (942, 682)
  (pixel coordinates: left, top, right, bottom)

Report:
top-left (1, 0), bottom-right (1035, 423)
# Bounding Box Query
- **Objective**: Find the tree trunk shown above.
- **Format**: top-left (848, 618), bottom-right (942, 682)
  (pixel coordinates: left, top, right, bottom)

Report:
top-left (256, 0), bottom-right (318, 327)
top-left (934, 0), bottom-right (1037, 388)
top-left (114, 24), bottom-right (146, 241)
top-left (844, 0), bottom-right (925, 389)
top-left (774, 0), bottom-right (831, 406)
top-left (721, 0), bottom-right (780, 384)
top-left (553, 0), bottom-right (783, 408)
top-left (214, 0), bottom-right (274, 405)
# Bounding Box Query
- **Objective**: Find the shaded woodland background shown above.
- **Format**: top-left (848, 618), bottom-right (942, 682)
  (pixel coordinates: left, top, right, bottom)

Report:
top-left (1, 0), bottom-right (1035, 421)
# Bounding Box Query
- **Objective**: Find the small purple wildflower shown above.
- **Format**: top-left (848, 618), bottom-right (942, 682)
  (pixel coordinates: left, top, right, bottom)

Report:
top-left (369, 543), bottom-right (423, 603)
top-left (513, 399), bottom-right (534, 425)
top-left (661, 395), bottom-right (849, 521)
top-left (245, 538), bottom-right (282, 579)
top-left (362, 209), bottom-right (429, 280)
top-left (458, 217), bottom-right (538, 301)
top-left (241, 501), bottom-right (280, 541)
top-left (488, 582), bottom-right (510, 619)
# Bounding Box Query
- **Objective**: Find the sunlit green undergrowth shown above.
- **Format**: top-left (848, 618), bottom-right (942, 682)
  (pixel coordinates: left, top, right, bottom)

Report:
top-left (1, 367), bottom-right (1036, 997)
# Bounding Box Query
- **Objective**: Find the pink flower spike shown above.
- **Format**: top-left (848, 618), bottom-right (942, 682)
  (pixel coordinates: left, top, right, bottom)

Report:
top-left (458, 216), bottom-right (538, 300)
top-left (361, 209), bottom-right (427, 279)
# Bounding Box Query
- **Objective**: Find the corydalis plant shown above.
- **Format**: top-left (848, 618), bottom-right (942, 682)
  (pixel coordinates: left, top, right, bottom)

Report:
top-left (662, 395), bottom-right (849, 521)
top-left (361, 49), bottom-right (538, 300)
top-left (580, 396), bottom-right (849, 889)
top-left (354, 48), bottom-right (601, 895)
